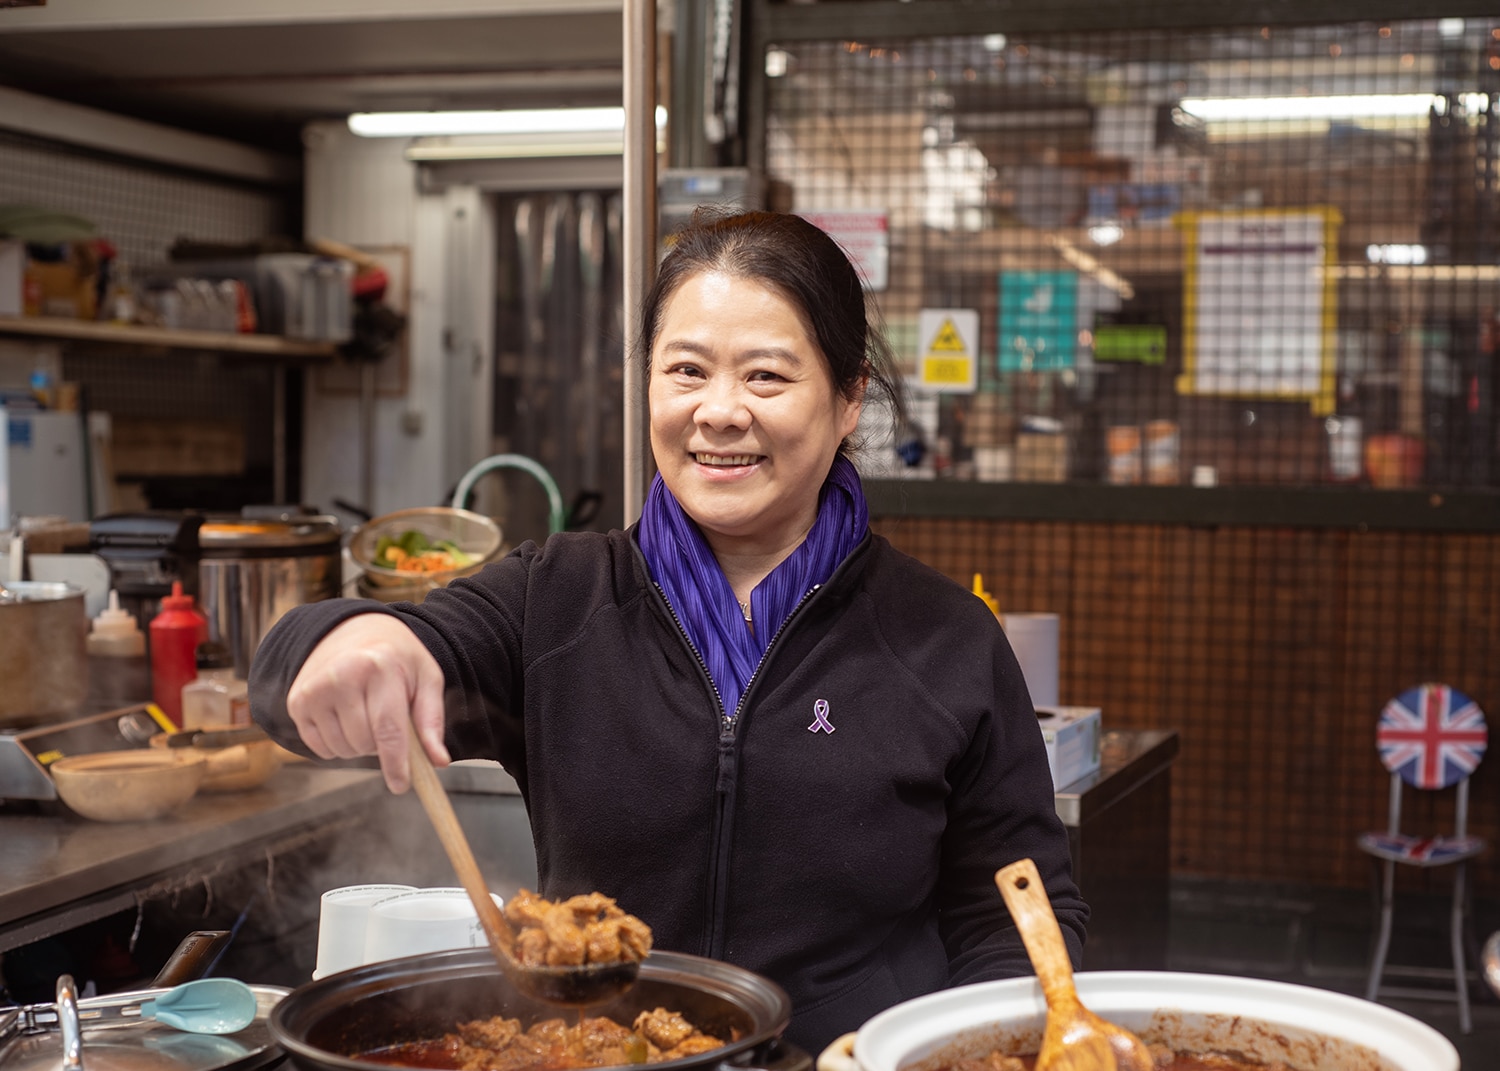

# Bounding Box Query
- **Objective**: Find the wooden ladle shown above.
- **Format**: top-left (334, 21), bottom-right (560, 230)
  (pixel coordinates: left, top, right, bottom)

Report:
top-left (405, 726), bottom-right (641, 1005)
top-left (994, 859), bottom-right (1153, 1071)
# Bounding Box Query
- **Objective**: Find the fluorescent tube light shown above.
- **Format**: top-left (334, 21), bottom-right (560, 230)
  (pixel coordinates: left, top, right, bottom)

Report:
top-left (348, 106), bottom-right (666, 139)
top-left (1179, 94), bottom-right (1440, 122)
top-left (1367, 243), bottom-right (1427, 265)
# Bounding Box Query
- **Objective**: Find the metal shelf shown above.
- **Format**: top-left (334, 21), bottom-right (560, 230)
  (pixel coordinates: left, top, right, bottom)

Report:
top-left (0, 316), bottom-right (338, 362)
top-left (0, 317), bottom-right (340, 503)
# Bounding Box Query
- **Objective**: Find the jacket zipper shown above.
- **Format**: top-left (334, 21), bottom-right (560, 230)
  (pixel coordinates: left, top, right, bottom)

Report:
top-left (651, 580), bottom-right (822, 959)
top-left (650, 582), bottom-right (730, 720)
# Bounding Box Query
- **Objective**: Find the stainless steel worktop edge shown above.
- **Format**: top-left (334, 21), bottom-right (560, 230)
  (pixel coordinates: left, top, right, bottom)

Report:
top-left (0, 764), bottom-right (386, 938)
top-left (1052, 729), bottom-right (1180, 827)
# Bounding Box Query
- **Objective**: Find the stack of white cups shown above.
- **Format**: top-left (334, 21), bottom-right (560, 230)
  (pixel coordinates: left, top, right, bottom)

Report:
top-left (1001, 612), bottom-right (1060, 709)
top-left (313, 884), bottom-right (505, 980)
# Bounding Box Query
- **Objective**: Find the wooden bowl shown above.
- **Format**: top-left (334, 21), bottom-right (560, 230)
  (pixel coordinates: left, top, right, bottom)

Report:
top-left (148, 732), bottom-right (284, 792)
top-left (50, 749), bottom-right (206, 821)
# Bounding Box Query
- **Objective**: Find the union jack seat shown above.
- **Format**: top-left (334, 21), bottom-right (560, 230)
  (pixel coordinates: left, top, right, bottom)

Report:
top-left (1357, 682), bottom-right (1488, 1034)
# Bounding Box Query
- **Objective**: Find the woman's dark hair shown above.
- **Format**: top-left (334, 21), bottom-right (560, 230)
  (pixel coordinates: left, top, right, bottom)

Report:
top-left (637, 208), bottom-right (905, 451)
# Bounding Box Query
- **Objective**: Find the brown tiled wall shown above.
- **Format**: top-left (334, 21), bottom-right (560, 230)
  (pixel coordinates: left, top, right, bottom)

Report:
top-left (870, 514), bottom-right (1500, 896)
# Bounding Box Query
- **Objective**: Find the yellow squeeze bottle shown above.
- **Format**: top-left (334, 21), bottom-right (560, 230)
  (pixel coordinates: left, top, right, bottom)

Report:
top-left (971, 573), bottom-right (1001, 619)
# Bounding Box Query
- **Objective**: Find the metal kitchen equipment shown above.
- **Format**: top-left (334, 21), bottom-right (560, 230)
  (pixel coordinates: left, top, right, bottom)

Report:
top-left (0, 581), bottom-right (89, 729)
top-left (0, 936), bottom-right (290, 1071)
top-left (197, 512), bottom-right (341, 678)
top-left (0, 704), bottom-right (157, 801)
top-left (89, 511), bottom-right (204, 631)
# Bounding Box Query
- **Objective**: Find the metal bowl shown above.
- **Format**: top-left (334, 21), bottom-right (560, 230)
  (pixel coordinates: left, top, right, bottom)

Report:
top-left (347, 507), bottom-right (502, 595)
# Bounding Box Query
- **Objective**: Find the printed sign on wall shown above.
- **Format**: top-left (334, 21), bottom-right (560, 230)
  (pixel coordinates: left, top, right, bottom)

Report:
top-left (999, 271), bottom-right (1078, 372)
top-left (915, 308), bottom-right (979, 393)
top-left (1176, 207), bottom-right (1341, 414)
top-left (797, 210), bottom-right (889, 291)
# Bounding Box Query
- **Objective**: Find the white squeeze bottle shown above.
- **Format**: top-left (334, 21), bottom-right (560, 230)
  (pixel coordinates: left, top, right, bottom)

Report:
top-left (86, 590), bottom-right (146, 657)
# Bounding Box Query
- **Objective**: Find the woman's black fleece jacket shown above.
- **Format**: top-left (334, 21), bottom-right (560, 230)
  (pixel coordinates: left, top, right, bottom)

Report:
top-left (250, 528), bottom-right (1087, 1054)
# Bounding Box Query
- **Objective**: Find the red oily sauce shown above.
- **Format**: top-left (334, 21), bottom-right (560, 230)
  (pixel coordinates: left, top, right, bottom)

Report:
top-left (355, 1010), bottom-right (725, 1071)
top-left (361, 1039), bottom-right (465, 1070)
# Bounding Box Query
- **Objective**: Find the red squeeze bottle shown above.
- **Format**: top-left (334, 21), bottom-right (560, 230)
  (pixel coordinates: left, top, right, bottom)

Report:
top-left (150, 581), bottom-right (209, 727)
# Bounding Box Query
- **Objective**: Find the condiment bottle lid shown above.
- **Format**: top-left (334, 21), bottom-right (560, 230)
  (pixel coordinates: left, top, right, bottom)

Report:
top-left (195, 641), bottom-right (234, 671)
top-left (971, 572), bottom-right (1001, 618)
top-left (91, 589), bottom-right (142, 636)
top-left (159, 580), bottom-right (197, 611)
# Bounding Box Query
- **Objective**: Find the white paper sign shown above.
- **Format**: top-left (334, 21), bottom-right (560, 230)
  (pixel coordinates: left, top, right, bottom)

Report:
top-left (797, 210), bottom-right (889, 291)
top-left (1179, 209), bottom-right (1339, 412)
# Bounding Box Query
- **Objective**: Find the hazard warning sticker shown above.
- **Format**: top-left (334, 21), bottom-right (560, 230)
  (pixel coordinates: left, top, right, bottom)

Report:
top-left (915, 308), bottom-right (979, 393)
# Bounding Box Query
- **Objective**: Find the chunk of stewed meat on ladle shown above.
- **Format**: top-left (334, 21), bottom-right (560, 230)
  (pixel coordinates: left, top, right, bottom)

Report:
top-left (503, 889), bottom-right (653, 967)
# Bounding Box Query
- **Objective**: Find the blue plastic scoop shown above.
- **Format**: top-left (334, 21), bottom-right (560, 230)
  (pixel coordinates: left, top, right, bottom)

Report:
top-left (136, 979), bottom-right (258, 1035)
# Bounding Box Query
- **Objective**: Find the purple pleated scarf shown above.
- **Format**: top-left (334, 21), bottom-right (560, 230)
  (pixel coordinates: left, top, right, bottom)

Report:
top-left (638, 455), bottom-right (869, 717)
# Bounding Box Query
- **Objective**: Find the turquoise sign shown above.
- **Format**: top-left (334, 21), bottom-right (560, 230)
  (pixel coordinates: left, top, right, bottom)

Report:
top-left (998, 271), bottom-right (1078, 372)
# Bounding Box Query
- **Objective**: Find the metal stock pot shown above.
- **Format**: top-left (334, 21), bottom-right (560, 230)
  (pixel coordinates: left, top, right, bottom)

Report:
top-left (817, 972), bottom-right (1458, 1071)
top-left (0, 581), bottom-right (88, 727)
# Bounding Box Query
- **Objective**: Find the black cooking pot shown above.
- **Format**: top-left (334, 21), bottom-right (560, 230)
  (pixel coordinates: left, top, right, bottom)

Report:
top-left (269, 949), bottom-right (808, 1071)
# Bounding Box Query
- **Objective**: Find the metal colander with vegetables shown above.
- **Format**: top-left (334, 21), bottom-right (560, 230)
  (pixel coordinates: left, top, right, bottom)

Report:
top-left (374, 529), bottom-right (478, 574)
top-left (350, 507), bottom-right (504, 598)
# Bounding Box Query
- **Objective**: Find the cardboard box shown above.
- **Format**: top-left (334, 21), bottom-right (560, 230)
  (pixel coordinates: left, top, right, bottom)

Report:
top-left (963, 393), bottom-right (1015, 448)
top-left (1015, 431), bottom-right (1068, 482)
top-left (110, 418), bottom-right (245, 477)
top-left (23, 242), bottom-right (100, 320)
top-left (1036, 705), bottom-right (1102, 788)
top-left (0, 240), bottom-right (24, 317)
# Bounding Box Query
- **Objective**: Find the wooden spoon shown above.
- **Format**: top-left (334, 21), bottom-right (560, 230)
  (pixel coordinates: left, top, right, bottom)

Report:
top-left (994, 859), bottom-right (1153, 1071)
top-left (404, 725), bottom-right (641, 1005)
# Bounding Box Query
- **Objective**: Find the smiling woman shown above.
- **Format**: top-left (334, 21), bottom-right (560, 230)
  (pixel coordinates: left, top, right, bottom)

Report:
top-left (250, 209), bottom-right (1085, 1057)
top-left (648, 271), bottom-right (861, 554)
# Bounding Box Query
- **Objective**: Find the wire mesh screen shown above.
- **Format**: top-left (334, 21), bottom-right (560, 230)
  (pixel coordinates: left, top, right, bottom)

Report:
top-left (871, 513), bottom-right (1500, 894)
top-left (765, 19), bottom-right (1500, 488)
top-left (0, 131), bottom-right (295, 508)
top-left (0, 131), bottom-right (288, 273)
top-left (764, 12), bottom-right (1500, 898)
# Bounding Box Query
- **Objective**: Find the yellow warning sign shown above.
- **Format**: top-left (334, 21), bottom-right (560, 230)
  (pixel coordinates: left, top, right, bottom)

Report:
top-left (921, 356), bottom-right (972, 386)
top-left (927, 318), bottom-right (968, 354)
top-left (915, 308), bottom-right (979, 393)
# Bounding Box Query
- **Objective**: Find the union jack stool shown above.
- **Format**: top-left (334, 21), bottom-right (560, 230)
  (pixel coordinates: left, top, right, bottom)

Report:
top-left (1357, 682), bottom-right (1488, 1034)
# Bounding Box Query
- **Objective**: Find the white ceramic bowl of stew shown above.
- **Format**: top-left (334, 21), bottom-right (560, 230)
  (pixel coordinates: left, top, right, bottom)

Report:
top-left (817, 971), bottom-right (1458, 1071)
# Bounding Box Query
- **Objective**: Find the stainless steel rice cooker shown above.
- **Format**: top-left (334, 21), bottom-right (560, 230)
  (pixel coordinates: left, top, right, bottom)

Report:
top-left (198, 515), bottom-right (342, 678)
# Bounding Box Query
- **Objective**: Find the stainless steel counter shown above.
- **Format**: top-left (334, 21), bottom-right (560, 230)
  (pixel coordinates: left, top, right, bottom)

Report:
top-left (0, 764), bottom-right (387, 952)
top-left (0, 754), bottom-right (534, 972)
top-left (1054, 728), bottom-right (1179, 827)
top-left (1, 723), bottom-right (1176, 975)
